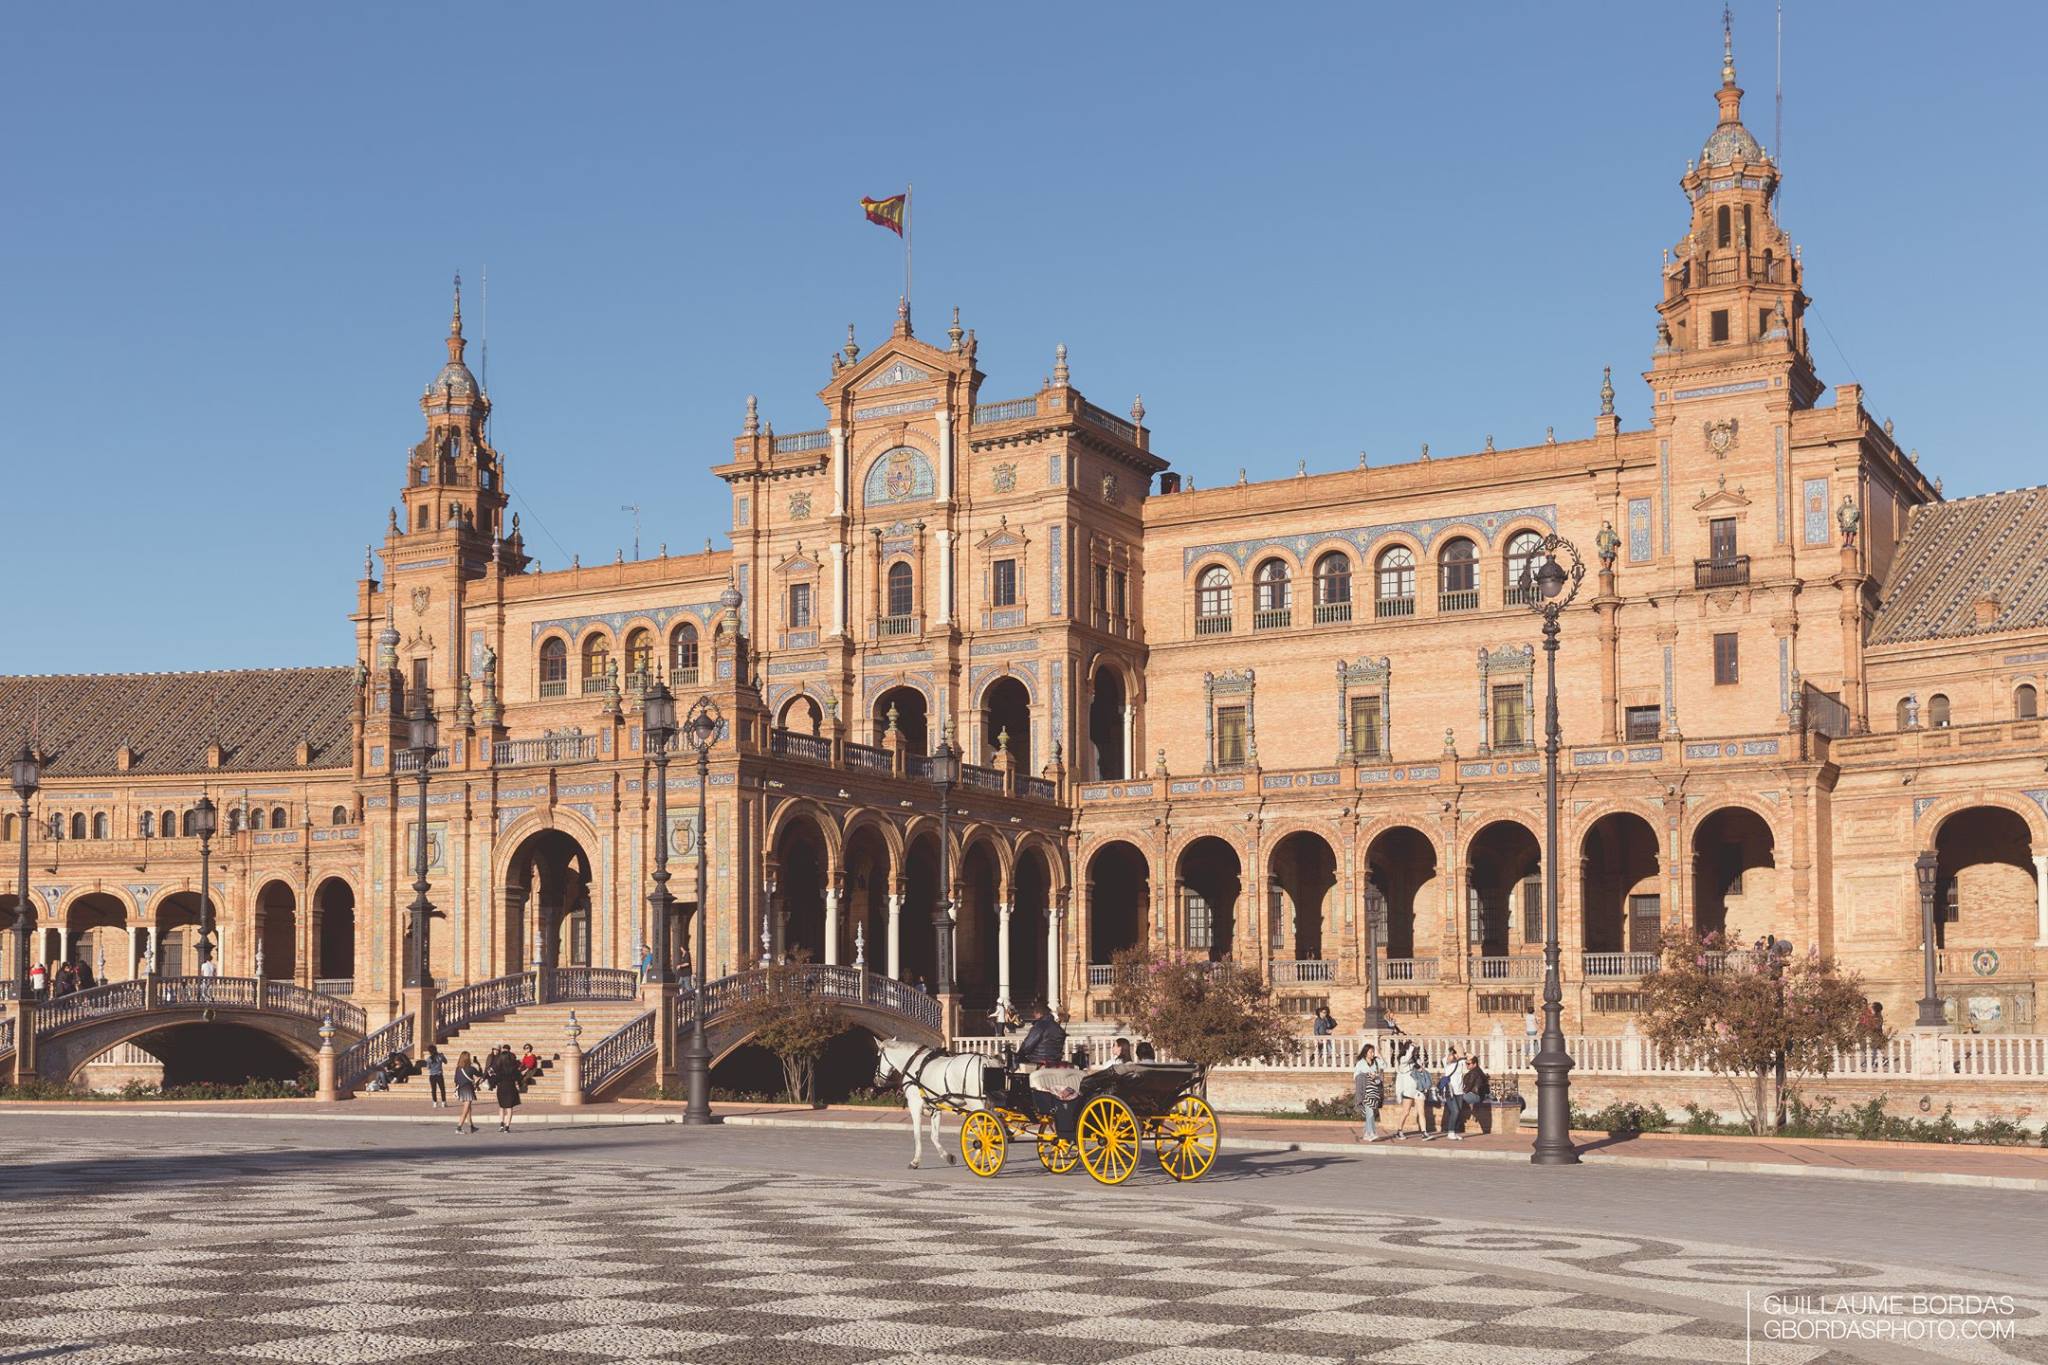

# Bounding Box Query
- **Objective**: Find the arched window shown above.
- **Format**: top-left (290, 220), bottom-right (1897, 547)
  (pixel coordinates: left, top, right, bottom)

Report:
top-left (1195, 566), bottom-right (1233, 634)
top-left (91, 812), bottom-right (108, 839)
top-left (1716, 204), bottom-right (1731, 247)
top-left (581, 634), bottom-right (612, 695)
top-left (1505, 531), bottom-right (1544, 605)
top-left (1929, 693), bottom-right (1951, 728)
top-left (243, 808), bottom-right (259, 833)
top-left (272, 806), bottom-right (288, 829)
top-left (139, 810), bottom-right (154, 839)
top-left (539, 637), bottom-right (568, 697)
top-left (1439, 537), bottom-right (1478, 610)
top-left (415, 505), bottom-right (430, 530)
top-left (50, 813), bottom-right (64, 840)
top-left (670, 623), bottom-right (700, 683)
top-left (1253, 559), bottom-right (1291, 628)
top-left (1313, 553), bottom-right (1352, 622)
top-left (2, 814), bottom-right (12, 842)
top-left (1896, 696), bottom-right (1915, 730)
top-left (331, 805), bottom-right (350, 825)
top-left (70, 813), bottom-right (86, 840)
top-left (182, 809), bottom-right (196, 837)
top-left (1374, 547), bottom-right (1416, 617)
top-left (624, 628), bottom-right (654, 690)
top-left (161, 809), bottom-right (177, 838)
top-left (2017, 684), bottom-right (2039, 720)
top-left (885, 561), bottom-right (915, 621)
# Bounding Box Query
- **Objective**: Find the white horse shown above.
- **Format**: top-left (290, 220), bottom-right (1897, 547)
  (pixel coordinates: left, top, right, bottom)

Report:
top-left (875, 1037), bottom-right (992, 1170)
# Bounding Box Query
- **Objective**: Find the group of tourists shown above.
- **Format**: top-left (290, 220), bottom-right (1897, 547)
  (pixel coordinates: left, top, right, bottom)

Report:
top-left (1351, 1038), bottom-right (1491, 1143)
top-left (24, 958), bottom-right (98, 999)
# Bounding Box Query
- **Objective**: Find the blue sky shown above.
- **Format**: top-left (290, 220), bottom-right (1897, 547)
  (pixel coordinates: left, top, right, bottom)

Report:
top-left (7, 2), bottom-right (2043, 672)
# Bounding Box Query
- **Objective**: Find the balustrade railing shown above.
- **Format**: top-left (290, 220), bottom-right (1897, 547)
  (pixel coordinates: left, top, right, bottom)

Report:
top-left (1077, 400), bottom-right (1138, 443)
top-left (494, 734), bottom-right (599, 766)
top-left (1946, 1034), bottom-right (2048, 1077)
top-left (1694, 555), bottom-right (1751, 588)
top-left (1312, 601), bottom-right (1353, 625)
top-left (674, 965), bottom-right (940, 1036)
top-left (314, 978), bottom-right (356, 997)
top-left (157, 976), bottom-right (259, 1009)
top-left (773, 428), bottom-right (830, 453)
top-left (549, 966), bottom-right (639, 1002)
top-left (1473, 955), bottom-right (1543, 982)
top-left (960, 763), bottom-right (1005, 793)
top-left (393, 750), bottom-right (453, 772)
top-left (433, 972), bottom-right (537, 1037)
top-left (338, 1014), bottom-right (415, 1091)
top-left (874, 615), bottom-right (917, 639)
top-left (1381, 957), bottom-right (1438, 983)
top-left (973, 396), bottom-right (1038, 424)
top-left (1271, 959), bottom-right (1335, 985)
top-left (266, 981), bottom-right (366, 1034)
top-left (1580, 952), bottom-right (1660, 979)
top-left (0, 1017), bottom-right (12, 1054)
top-left (1022, 776), bottom-right (1057, 801)
top-left (581, 1010), bottom-right (656, 1095)
top-left (1194, 614), bottom-right (1233, 636)
top-left (33, 981), bottom-right (147, 1036)
top-left (1252, 608), bottom-right (1292, 631)
top-left (1375, 595), bottom-right (1416, 619)
top-left (1438, 589), bottom-right (1479, 613)
top-left (770, 728), bottom-right (832, 762)
top-left (844, 741), bottom-right (892, 772)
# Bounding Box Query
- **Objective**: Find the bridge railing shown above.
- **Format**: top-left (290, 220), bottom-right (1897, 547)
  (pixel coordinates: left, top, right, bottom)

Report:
top-left (338, 1014), bottom-right (415, 1091)
top-left (34, 981), bottom-right (147, 1036)
top-left (0, 1016), bottom-right (13, 1055)
top-left (434, 973), bottom-right (537, 1037)
top-left (265, 982), bottom-right (366, 1035)
top-left (548, 967), bottom-right (639, 1002)
top-left (582, 1010), bottom-right (656, 1096)
top-left (673, 965), bottom-right (941, 1037)
top-left (157, 977), bottom-right (260, 1010)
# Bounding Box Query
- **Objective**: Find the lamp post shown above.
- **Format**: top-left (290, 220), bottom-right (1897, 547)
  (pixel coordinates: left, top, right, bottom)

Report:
top-left (1915, 851), bottom-right (1943, 1027)
top-left (682, 694), bottom-right (723, 1125)
top-left (10, 744), bottom-right (39, 997)
top-left (404, 691), bottom-right (440, 990)
top-left (929, 722), bottom-right (961, 1030)
top-left (1522, 532), bottom-right (1584, 1166)
top-left (192, 794), bottom-right (218, 973)
top-left (642, 677), bottom-right (678, 1087)
top-left (1362, 881), bottom-right (1387, 1031)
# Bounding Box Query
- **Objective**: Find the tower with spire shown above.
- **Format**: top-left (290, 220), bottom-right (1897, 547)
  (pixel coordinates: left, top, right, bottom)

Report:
top-left (396, 275), bottom-right (515, 558)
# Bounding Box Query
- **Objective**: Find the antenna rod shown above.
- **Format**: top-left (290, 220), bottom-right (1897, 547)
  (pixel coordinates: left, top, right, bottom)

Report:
top-left (621, 504), bottom-right (642, 561)
top-left (480, 265), bottom-right (490, 438)
top-left (1775, 1), bottom-right (1784, 219)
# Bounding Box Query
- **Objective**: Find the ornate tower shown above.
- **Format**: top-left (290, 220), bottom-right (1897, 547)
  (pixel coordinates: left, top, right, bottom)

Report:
top-left (397, 276), bottom-right (513, 556)
top-left (1649, 14), bottom-right (1819, 409)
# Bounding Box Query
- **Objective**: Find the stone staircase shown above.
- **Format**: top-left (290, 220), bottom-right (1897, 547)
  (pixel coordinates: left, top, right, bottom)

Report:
top-left (365, 1001), bottom-right (650, 1105)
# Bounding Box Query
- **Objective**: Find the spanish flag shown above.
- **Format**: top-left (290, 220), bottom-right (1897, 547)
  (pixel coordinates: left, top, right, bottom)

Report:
top-left (860, 193), bottom-right (907, 236)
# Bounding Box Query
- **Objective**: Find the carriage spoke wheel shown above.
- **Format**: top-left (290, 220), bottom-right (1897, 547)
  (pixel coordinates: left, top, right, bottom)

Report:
top-left (1077, 1096), bottom-right (1139, 1185)
top-left (1037, 1135), bottom-right (1079, 1174)
top-left (960, 1111), bottom-right (1007, 1178)
top-left (1154, 1095), bottom-right (1219, 1182)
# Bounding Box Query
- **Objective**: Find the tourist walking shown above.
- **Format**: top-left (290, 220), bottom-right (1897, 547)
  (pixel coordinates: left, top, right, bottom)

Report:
top-left (1312, 1006), bottom-right (1337, 1037)
top-left (1353, 1045), bottom-right (1383, 1142)
top-left (27, 960), bottom-right (46, 999)
top-left (423, 1046), bottom-right (447, 1108)
top-left (452, 1051), bottom-right (481, 1133)
top-left (1387, 1041), bottom-right (1431, 1139)
top-left (490, 1046), bottom-right (523, 1131)
top-left (1430, 1049), bottom-right (1470, 1140)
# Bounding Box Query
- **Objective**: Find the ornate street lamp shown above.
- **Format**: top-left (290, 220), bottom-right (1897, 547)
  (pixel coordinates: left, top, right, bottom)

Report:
top-left (643, 677), bottom-right (678, 995)
top-left (1914, 851), bottom-right (1943, 1027)
top-left (1521, 532), bottom-right (1584, 1167)
top-left (929, 721), bottom-right (961, 1023)
top-left (405, 691), bottom-right (440, 989)
top-left (11, 744), bottom-right (40, 996)
top-left (682, 694), bottom-right (723, 1126)
top-left (192, 794), bottom-right (219, 973)
top-left (1362, 881), bottom-right (1388, 1031)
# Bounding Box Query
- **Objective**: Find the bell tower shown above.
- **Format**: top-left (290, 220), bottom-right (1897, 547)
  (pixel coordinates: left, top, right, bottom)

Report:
top-left (398, 275), bottom-right (513, 557)
top-left (1649, 11), bottom-right (1820, 409)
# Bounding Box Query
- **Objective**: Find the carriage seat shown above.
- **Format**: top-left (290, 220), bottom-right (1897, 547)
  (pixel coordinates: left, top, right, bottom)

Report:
top-left (1029, 1066), bottom-right (1083, 1101)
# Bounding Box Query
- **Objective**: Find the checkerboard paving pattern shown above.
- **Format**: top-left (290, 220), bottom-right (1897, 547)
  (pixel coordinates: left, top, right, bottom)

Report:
top-left (0, 1139), bottom-right (2029, 1364)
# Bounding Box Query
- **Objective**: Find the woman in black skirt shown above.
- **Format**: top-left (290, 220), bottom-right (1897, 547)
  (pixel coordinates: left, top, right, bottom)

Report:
top-left (490, 1045), bottom-right (523, 1131)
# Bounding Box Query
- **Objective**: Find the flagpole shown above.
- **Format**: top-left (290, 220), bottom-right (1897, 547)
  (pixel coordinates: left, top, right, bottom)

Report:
top-left (904, 183), bottom-right (913, 316)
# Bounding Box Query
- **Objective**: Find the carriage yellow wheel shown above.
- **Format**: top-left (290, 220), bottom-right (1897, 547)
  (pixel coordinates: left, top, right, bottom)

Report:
top-left (1037, 1136), bottom-right (1079, 1174)
top-left (960, 1111), bottom-right (1007, 1178)
top-left (1077, 1096), bottom-right (1140, 1185)
top-left (1153, 1095), bottom-right (1220, 1182)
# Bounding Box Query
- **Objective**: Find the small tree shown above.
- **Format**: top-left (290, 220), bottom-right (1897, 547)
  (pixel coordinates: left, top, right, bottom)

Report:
top-left (1637, 931), bottom-right (1867, 1135)
top-left (1109, 945), bottom-right (1295, 1073)
top-left (731, 953), bottom-right (849, 1105)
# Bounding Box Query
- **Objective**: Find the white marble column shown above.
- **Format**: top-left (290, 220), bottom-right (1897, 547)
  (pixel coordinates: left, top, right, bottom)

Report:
top-left (2034, 854), bottom-right (2048, 945)
top-left (936, 530), bottom-right (954, 627)
top-left (830, 543), bottom-right (847, 636)
top-left (831, 426), bottom-right (848, 516)
top-left (887, 893), bottom-right (902, 980)
top-left (1047, 902), bottom-right (1064, 1020)
top-left (57, 926), bottom-right (69, 965)
top-left (936, 409), bottom-right (953, 502)
top-left (1122, 704), bottom-right (1136, 777)
top-left (824, 887), bottom-right (840, 967)
top-left (996, 903), bottom-right (1013, 1009)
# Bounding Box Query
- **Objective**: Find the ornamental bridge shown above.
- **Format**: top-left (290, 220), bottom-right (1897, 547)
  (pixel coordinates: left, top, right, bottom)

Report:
top-left (2, 964), bottom-right (942, 1098)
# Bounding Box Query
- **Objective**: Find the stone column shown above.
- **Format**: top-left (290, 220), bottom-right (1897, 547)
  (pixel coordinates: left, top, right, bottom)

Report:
top-left (886, 892), bottom-right (902, 980)
top-left (936, 529), bottom-right (954, 627)
top-left (56, 926), bottom-right (69, 966)
top-left (823, 886), bottom-right (840, 967)
top-left (560, 1011), bottom-right (585, 1107)
top-left (2034, 854), bottom-right (2048, 946)
top-left (1047, 897), bottom-right (1064, 1021)
top-left (830, 543), bottom-right (847, 637)
top-left (1122, 704), bottom-right (1136, 778)
top-left (315, 1016), bottom-right (338, 1102)
top-left (996, 902), bottom-right (1013, 1010)
top-left (830, 426), bottom-right (848, 515)
top-left (936, 408), bottom-right (953, 503)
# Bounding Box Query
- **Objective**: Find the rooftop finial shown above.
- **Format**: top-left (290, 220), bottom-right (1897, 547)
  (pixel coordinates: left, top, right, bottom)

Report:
top-left (451, 271), bottom-right (463, 334)
top-left (1721, 4), bottom-right (1736, 85)
top-left (743, 394), bottom-right (759, 437)
top-left (1053, 342), bottom-right (1069, 385)
top-left (1600, 365), bottom-right (1616, 417)
top-left (843, 324), bottom-right (859, 364)
top-left (948, 306), bottom-right (963, 353)
top-left (1130, 394), bottom-right (1145, 424)
top-left (896, 295), bottom-right (911, 336)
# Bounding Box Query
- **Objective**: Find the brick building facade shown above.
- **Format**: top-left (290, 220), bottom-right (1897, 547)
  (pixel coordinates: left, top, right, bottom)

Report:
top-left (4, 36), bottom-right (2045, 1056)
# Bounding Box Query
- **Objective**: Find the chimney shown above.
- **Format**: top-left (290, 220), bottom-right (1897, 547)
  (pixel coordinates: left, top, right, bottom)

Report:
top-left (1973, 596), bottom-right (2001, 628)
top-left (116, 744), bottom-right (134, 772)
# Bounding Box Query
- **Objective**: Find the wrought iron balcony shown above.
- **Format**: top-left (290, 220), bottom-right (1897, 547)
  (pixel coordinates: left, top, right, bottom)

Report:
top-left (1695, 555), bottom-right (1751, 588)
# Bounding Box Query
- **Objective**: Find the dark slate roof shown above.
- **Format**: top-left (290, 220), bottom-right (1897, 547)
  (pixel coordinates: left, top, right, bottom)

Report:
top-left (1869, 486), bottom-right (2048, 646)
top-left (0, 668), bottom-right (355, 777)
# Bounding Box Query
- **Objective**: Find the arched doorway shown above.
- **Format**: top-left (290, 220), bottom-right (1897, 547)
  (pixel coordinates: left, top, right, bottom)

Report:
top-left (1087, 840), bottom-right (1150, 966)
top-left (254, 881), bottom-right (297, 981)
top-left (901, 827), bottom-right (941, 989)
top-left (956, 837), bottom-right (1003, 1016)
top-left (502, 829), bottom-right (594, 974)
top-left (981, 677), bottom-right (1032, 772)
top-left (0, 894), bottom-right (35, 984)
top-left (1930, 807), bottom-right (2038, 950)
top-left (1089, 666), bottom-right (1128, 780)
top-left (1691, 807), bottom-right (1777, 943)
top-left (842, 821), bottom-right (893, 971)
top-left (771, 811), bottom-right (830, 964)
top-left (1176, 836), bottom-right (1241, 963)
top-left (873, 685), bottom-right (929, 755)
top-left (1465, 821), bottom-right (1541, 960)
top-left (65, 893), bottom-right (127, 983)
top-left (1581, 813), bottom-right (1661, 954)
top-left (1011, 843), bottom-right (1054, 1011)
top-left (154, 894), bottom-right (205, 977)
top-left (1364, 826), bottom-right (1437, 960)
top-left (313, 878), bottom-right (356, 987)
top-left (779, 694), bottom-right (823, 737)
top-left (1267, 831), bottom-right (1337, 964)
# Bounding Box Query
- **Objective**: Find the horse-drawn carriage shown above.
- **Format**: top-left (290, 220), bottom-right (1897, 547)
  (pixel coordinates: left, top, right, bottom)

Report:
top-left (878, 1039), bottom-right (1220, 1185)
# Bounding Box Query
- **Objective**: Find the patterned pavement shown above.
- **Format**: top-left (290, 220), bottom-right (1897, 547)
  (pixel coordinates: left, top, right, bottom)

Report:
top-left (1, 1127), bottom-right (2041, 1365)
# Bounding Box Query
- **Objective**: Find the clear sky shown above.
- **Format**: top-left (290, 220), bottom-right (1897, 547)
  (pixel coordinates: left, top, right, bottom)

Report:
top-left (7, 2), bottom-right (2043, 673)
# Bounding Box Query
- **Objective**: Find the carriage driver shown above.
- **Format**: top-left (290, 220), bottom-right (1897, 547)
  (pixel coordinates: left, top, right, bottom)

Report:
top-left (1015, 1002), bottom-right (1082, 1145)
top-left (1014, 1001), bottom-right (1067, 1067)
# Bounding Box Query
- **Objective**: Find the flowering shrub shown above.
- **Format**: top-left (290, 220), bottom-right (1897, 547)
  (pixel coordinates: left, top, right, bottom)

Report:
top-left (1108, 946), bottom-right (1294, 1072)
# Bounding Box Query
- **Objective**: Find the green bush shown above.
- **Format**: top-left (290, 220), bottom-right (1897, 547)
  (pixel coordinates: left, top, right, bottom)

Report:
top-left (1570, 1100), bottom-right (1673, 1134)
top-left (1303, 1091), bottom-right (1360, 1120)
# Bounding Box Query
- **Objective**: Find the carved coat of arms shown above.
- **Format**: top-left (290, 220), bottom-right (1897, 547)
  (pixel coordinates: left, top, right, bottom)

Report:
top-left (1100, 471), bottom-right (1120, 504)
top-left (409, 586), bottom-right (431, 615)
top-left (1704, 418), bottom-right (1739, 458)
top-left (991, 463), bottom-right (1016, 494)
top-left (788, 491), bottom-right (812, 520)
top-left (884, 450), bottom-right (917, 500)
